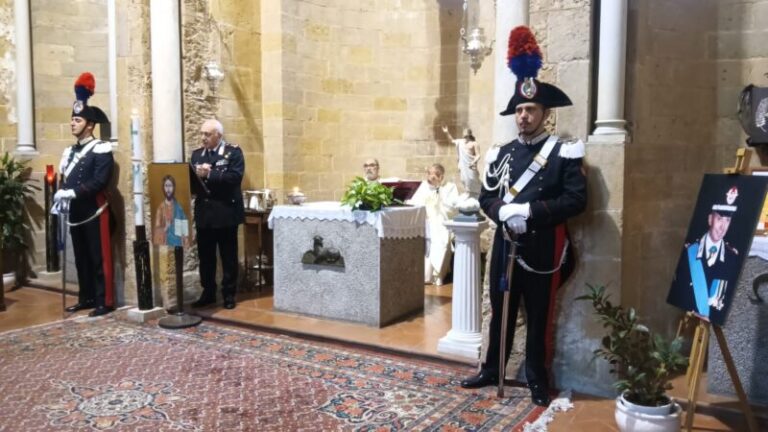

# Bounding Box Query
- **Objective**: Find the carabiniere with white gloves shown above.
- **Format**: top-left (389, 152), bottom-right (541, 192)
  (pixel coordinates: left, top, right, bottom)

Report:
top-left (459, 26), bottom-right (587, 408)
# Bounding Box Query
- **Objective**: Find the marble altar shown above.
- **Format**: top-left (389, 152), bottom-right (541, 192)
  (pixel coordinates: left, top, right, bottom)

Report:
top-left (268, 202), bottom-right (426, 327)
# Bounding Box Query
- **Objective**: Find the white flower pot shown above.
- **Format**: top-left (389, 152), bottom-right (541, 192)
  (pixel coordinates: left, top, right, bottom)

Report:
top-left (615, 393), bottom-right (682, 432)
top-left (3, 272), bottom-right (15, 291)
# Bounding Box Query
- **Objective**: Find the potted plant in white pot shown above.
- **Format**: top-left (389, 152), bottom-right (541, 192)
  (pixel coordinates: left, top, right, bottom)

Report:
top-left (577, 284), bottom-right (689, 432)
top-left (0, 152), bottom-right (37, 311)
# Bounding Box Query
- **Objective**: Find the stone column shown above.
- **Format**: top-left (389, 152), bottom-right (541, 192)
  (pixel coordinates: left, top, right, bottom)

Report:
top-left (107, 0), bottom-right (118, 143)
top-left (438, 220), bottom-right (489, 360)
top-left (592, 0), bottom-right (629, 137)
top-left (492, 0), bottom-right (529, 146)
top-left (13, 0), bottom-right (36, 157)
top-left (149, 0), bottom-right (184, 310)
top-left (150, 0), bottom-right (184, 162)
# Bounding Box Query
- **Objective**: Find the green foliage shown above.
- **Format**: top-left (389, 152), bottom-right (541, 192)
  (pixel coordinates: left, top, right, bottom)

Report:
top-left (340, 177), bottom-right (394, 211)
top-left (0, 152), bottom-right (37, 251)
top-left (576, 284), bottom-right (688, 407)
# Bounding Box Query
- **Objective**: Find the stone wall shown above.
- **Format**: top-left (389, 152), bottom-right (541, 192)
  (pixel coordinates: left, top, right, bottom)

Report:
top-left (31, 0), bottom-right (110, 170)
top-left (624, 0), bottom-right (719, 336)
top-left (182, 0), bottom-right (263, 190)
top-left (0, 0), bottom-right (15, 154)
top-left (262, 0), bottom-right (467, 202)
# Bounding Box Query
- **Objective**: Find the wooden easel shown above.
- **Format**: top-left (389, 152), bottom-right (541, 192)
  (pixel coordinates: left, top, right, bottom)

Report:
top-left (677, 313), bottom-right (758, 431)
top-left (678, 148), bottom-right (760, 431)
top-left (723, 148), bottom-right (752, 174)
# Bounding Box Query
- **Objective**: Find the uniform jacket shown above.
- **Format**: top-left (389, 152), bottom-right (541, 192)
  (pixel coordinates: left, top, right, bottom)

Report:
top-left (59, 139), bottom-right (114, 224)
top-left (669, 234), bottom-right (739, 325)
top-left (190, 140), bottom-right (245, 228)
top-left (480, 134), bottom-right (587, 292)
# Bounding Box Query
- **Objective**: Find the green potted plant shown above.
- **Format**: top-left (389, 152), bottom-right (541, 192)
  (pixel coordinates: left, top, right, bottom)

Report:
top-left (0, 152), bottom-right (37, 311)
top-left (340, 177), bottom-right (394, 211)
top-left (577, 284), bottom-right (688, 432)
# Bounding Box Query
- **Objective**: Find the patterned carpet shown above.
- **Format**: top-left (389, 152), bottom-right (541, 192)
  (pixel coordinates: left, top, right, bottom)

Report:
top-left (0, 316), bottom-right (544, 431)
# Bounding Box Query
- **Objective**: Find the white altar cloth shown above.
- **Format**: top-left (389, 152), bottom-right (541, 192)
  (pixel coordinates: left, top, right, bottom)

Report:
top-left (268, 201), bottom-right (425, 239)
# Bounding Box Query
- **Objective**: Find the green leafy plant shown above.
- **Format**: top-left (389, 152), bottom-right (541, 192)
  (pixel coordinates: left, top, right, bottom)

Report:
top-left (0, 153), bottom-right (36, 251)
top-left (340, 177), bottom-right (394, 211)
top-left (0, 152), bottom-right (38, 299)
top-left (576, 284), bottom-right (688, 407)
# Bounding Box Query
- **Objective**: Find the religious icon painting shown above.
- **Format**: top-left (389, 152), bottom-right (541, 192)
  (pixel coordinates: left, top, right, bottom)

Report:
top-left (667, 174), bottom-right (768, 326)
top-left (148, 163), bottom-right (193, 249)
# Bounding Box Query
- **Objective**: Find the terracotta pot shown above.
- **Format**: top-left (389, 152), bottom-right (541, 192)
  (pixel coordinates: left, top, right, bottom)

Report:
top-left (614, 393), bottom-right (681, 432)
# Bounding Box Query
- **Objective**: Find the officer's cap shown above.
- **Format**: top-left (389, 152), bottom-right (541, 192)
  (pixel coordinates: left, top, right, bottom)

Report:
top-left (711, 186), bottom-right (739, 216)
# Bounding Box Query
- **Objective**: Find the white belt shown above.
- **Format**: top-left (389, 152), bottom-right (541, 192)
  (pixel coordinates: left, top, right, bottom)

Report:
top-left (503, 135), bottom-right (559, 203)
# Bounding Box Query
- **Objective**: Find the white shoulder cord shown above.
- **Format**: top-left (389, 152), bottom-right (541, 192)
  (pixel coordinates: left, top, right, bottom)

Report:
top-left (482, 153), bottom-right (511, 197)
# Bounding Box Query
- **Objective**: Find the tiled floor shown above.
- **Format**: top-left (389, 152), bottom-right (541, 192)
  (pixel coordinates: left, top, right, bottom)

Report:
top-left (2, 285), bottom-right (766, 431)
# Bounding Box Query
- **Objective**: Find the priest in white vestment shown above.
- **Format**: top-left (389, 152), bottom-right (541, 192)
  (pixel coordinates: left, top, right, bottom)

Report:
top-left (408, 163), bottom-right (459, 285)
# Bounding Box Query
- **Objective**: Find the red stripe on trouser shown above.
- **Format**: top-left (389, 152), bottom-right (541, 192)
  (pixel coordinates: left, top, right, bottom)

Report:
top-left (544, 224), bottom-right (566, 378)
top-left (96, 193), bottom-right (114, 307)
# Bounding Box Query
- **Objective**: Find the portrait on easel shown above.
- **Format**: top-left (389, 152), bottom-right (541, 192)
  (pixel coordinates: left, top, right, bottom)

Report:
top-left (667, 174), bottom-right (768, 326)
top-left (148, 163), bottom-right (193, 248)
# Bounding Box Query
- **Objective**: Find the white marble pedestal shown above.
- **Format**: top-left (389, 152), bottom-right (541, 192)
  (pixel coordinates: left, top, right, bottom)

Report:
top-left (438, 219), bottom-right (488, 360)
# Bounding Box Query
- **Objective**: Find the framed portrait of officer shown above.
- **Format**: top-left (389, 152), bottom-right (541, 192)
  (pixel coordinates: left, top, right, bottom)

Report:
top-left (667, 174), bottom-right (768, 326)
top-left (148, 163), bottom-right (193, 248)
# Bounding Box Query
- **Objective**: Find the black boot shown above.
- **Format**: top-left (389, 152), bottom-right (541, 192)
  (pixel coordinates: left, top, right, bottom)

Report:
top-left (192, 294), bottom-right (216, 308)
top-left (65, 300), bottom-right (95, 312)
top-left (460, 370), bottom-right (499, 389)
top-left (223, 295), bottom-right (236, 310)
top-left (529, 382), bottom-right (551, 407)
top-left (88, 306), bottom-right (114, 317)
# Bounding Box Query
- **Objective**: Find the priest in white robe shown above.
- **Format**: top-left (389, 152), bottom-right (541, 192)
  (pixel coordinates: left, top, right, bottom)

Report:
top-left (408, 163), bottom-right (459, 285)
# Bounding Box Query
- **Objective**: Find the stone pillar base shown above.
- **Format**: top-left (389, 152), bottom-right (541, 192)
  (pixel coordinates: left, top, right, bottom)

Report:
top-left (438, 329), bottom-right (482, 359)
top-left (125, 306), bottom-right (166, 323)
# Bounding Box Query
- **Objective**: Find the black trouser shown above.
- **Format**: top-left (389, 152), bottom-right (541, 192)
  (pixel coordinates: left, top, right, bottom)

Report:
top-left (483, 261), bottom-right (554, 388)
top-left (196, 225), bottom-right (239, 300)
top-left (70, 220), bottom-right (106, 307)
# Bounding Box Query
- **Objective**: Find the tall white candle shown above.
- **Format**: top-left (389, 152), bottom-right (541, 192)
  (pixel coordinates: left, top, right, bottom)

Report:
top-left (131, 111), bottom-right (145, 227)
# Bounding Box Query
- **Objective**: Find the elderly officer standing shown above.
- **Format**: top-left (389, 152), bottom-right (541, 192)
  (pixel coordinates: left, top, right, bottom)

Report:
top-left (459, 27), bottom-right (587, 407)
top-left (191, 119), bottom-right (245, 310)
top-left (54, 72), bottom-right (115, 317)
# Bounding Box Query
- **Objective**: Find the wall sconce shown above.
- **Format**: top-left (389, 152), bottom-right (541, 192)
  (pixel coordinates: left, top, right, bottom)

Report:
top-left (460, 0), bottom-right (494, 74)
top-left (202, 61), bottom-right (225, 93)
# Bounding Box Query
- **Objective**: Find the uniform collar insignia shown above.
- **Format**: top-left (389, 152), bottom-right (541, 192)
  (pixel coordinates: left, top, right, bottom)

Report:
top-left (519, 131), bottom-right (549, 146)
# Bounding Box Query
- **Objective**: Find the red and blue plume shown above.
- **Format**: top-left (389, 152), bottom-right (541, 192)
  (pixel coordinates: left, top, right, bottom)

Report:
top-left (507, 26), bottom-right (542, 80)
top-left (74, 72), bottom-right (95, 102)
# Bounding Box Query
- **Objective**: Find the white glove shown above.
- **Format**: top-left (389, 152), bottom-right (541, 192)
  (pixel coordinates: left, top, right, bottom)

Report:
top-left (53, 189), bottom-right (76, 203)
top-left (498, 202), bottom-right (530, 222)
top-left (505, 215), bottom-right (527, 235)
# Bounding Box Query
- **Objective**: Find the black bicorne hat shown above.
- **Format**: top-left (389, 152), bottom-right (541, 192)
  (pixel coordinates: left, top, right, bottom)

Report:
top-left (499, 26), bottom-right (572, 116)
top-left (71, 72), bottom-right (110, 124)
top-left (499, 79), bottom-right (573, 115)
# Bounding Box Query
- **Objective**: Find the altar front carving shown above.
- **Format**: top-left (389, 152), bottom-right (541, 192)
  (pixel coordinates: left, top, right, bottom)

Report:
top-left (268, 202), bottom-right (426, 327)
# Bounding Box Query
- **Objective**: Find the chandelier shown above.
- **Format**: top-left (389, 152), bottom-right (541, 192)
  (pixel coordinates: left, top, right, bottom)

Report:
top-left (460, 0), bottom-right (494, 74)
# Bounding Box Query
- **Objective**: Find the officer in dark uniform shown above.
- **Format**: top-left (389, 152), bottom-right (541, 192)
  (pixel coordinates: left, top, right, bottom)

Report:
top-left (54, 72), bottom-right (115, 317)
top-left (668, 186), bottom-right (740, 325)
top-left (460, 27), bottom-right (587, 407)
top-left (190, 119), bottom-right (244, 310)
